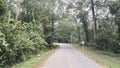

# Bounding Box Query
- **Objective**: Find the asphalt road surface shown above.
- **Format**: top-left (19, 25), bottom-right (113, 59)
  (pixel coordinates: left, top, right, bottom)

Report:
top-left (40, 43), bottom-right (101, 68)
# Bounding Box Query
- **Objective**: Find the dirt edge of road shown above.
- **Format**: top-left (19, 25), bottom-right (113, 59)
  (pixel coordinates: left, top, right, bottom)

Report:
top-left (73, 45), bottom-right (104, 68)
top-left (34, 48), bottom-right (59, 68)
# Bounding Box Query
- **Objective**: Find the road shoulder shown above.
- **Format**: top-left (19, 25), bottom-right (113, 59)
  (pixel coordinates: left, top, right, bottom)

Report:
top-left (35, 48), bottom-right (59, 68)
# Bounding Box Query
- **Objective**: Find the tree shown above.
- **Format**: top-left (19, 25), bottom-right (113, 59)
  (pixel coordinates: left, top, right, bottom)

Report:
top-left (109, 0), bottom-right (120, 40)
top-left (77, 11), bottom-right (90, 42)
top-left (91, 0), bottom-right (97, 40)
top-left (0, 0), bottom-right (60, 67)
top-left (54, 14), bottom-right (77, 43)
top-left (0, 0), bottom-right (7, 22)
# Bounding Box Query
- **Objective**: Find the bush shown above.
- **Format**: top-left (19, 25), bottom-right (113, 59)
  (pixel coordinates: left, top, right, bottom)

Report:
top-left (110, 41), bottom-right (120, 54)
top-left (95, 29), bottom-right (120, 54)
top-left (0, 20), bottom-right (48, 67)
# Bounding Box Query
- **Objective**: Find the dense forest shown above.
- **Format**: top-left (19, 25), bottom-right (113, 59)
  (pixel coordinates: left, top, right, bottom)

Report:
top-left (54, 0), bottom-right (120, 54)
top-left (0, 0), bottom-right (120, 67)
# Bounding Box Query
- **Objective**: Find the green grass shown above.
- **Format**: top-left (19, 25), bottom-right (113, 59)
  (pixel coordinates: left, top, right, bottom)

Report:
top-left (74, 44), bottom-right (120, 68)
top-left (11, 50), bottom-right (54, 68)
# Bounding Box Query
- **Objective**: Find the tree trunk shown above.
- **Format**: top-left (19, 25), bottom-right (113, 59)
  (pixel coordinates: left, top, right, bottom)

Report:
top-left (49, 19), bottom-right (54, 49)
top-left (82, 16), bottom-right (89, 42)
top-left (51, 19), bottom-right (54, 46)
top-left (32, 9), bottom-right (35, 22)
top-left (91, 0), bottom-right (97, 40)
top-left (118, 23), bottom-right (120, 41)
top-left (8, 10), bottom-right (11, 23)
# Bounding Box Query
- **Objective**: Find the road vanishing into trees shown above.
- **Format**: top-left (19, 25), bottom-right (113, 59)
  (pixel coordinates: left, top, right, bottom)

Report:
top-left (37, 43), bottom-right (101, 68)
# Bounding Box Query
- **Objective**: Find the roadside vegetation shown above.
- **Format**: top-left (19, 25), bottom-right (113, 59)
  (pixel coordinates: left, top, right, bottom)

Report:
top-left (12, 49), bottom-right (54, 68)
top-left (0, 0), bottom-right (58, 67)
top-left (74, 44), bottom-right (120, 68)
top-left (0, 0), bottom-right (120, 68)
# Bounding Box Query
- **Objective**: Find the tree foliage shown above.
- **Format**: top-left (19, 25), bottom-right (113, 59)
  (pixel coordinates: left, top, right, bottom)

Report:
top-left (54, 15), bottom-right (77, 43)
top-left (0, 0), bottom-right (120, 67)
top-left (0, 0), bottom-right (7, 21)
top-left (0, 0), bottom-right (58, 67)
top-left (0, 20), bottom-right (48, 67)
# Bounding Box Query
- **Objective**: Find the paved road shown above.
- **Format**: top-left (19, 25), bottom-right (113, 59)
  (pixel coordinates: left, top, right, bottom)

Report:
top-left (40, 43), bottom-right (101, 68)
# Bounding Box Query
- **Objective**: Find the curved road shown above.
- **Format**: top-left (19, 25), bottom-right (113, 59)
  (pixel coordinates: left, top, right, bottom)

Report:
top-left (38, 43), bottom-right (101, 68)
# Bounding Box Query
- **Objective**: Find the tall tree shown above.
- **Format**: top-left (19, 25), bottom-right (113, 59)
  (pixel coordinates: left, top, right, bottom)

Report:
top-left (91, 0), bottom-right (97, 40)
top-left (0, 0), bottom-right (7, 23)
top-left (109, 0), bottom-right (120, 40)
top-left (77, 11), bottom-right (90, 42)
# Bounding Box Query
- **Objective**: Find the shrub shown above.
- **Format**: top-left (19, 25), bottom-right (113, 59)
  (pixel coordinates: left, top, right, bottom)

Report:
top-left (0, 20), bottom-right (48, 67)
top-left (95, 29), bottom-right (120, 53)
